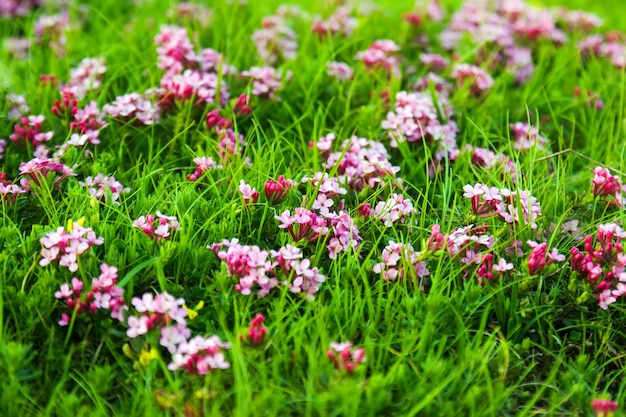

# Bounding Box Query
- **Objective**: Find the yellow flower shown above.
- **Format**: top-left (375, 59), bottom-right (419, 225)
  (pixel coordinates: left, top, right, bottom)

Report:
top-left (66, 216), bottom-right (86, 231)
top-left (183, 300), bottom-right (205, 320)
top-left (139, 347), bottom-right (159, 366)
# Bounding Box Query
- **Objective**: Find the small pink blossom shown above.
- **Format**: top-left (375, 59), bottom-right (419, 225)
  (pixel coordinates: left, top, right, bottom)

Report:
top-left (327, 342), bottom-right (366, 373)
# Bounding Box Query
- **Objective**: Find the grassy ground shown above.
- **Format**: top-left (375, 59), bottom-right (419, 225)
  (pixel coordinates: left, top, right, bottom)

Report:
top-left (2, 0), bottom-right (626, 416)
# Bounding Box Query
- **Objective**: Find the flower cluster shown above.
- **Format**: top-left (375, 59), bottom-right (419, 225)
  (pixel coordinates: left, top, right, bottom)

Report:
top-left (251, 15), bottom-right (297, 64)
top-left (241, 66), bottom-right (287, 100)
top-left (18, 157), bottom-right (74, 189)
top-left (311, 6), bottom-right (357, 38)
top-left (55, 263), bottom-right (127, 325)
top-left (0, 173), bottom-right (26, 205)
top-left (463, 183), bottom-right (542, 229)
top-left (381, 91), bottom-right (459, 166)
top-left (152, 25), bottom-right (231, 109)
top-left (80, 174), bottom-right (130, 204)
top-left (238, 180), bottom-right (259, 205)
top-left (0, 0), bottom-right (42, 17)
top-left (276, 207), bottom-right (329, 242)
top-left (326, 61), bottom-right (354, 81)
top-left (6, 93), bottom-right (30, 120)
top-left (40, 221), bottom-right (104, 272)
top-left (372, 193), bottom-right (416, 227)
top-left (510, 122), bottom-right (548, 150)
top-left (209, 240), bottom-right (326, 299)
top-left (264, 175), bottom-right (294, 204)
top-left (373, 241), bottom-right (429, 282)
top-left (133, 211), bottom-right (180, 242)
top-left (103, 92), bottom-right (160, 125)
top-left (34, 12), bottom-right (70, 57)
top-left (327, 342), bottom-right (366, 374)
top-left (590, 166), bottom-right (624, 206)
top-left (9, 115), bottom-right (54, 150)
top-left (186, 156), bottom-right (222, 181)
top-left (168, 335), bottom-right (231, 374)
top-left (590, 398), bottom-right (618, 417)
top-left (355, 40), bottom-right (401, 76)
top-left (450, 63), bottom-right (494, 94)
top-left (132, 212), bottom-right (181, 241)
top-left (65, 57), bottom-right (107, 100)
top-left (526, 240), bottom-right (565, 275)
top-left (570, 223), bottom-right (626, 309)
top-left (240, 313), bottom-right (267, 347)
top-left (476, 253), bottom-right (514, 284)
top-left (313, 133), bottom-right (401, 191)
top-left (578, 34), bottom-right (626, 69)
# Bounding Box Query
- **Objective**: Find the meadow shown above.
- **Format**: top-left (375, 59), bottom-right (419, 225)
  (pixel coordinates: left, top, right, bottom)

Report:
top-left (1, 0), bottom-right (626, 415)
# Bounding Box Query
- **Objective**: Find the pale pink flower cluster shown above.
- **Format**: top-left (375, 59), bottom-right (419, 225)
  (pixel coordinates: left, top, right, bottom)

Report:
top-left (55, 264), bottom-right (127, 326)
top-left (209, 240), bottom-right (326, 299)
top-left (168, 335), bottom-right (231, 374)
top-left (80, 174), bottom-right (130, 204)
top-left (372, 241), bottom-right (429, 282)
top-left (314, 133), bottom-right (401, 192)
top-left (18, 157), bottom-right (74, 189)
top-left (103, 93), bottom-right (161, 125)
top-left (326, 61), bottom-right (354, 81)
top-left (327, 342), bottom-right (366, 373)
top-left (275, 207), bottom-right (329, 242)
top-left (420, 53), bottom-right (450, 71)
top-left (570, 223), bottom-right (626, 309)
top-left (325, 211), bottom-right (362, 260)
top-left (126, 292), bottom-right (187, 338)
top-left (373, 193), bottom-right (416, 227)
top-left (132, 211), bottom-right (181, 242)
top-left (509, 122), bottom-right (548, 150)
top-left (0, 140), bottom-right (6, 160)
top-left (558, 9), bottom-right (603, 32)
top-left (251, 15), bottom-right (297, 64)
top-left (186, 156), bottom-right (222, 181)
top-left (302, 172), bottom-right (348, 215)
top-left (6, 93), bottom-right (30, 120)
top-left (590, 166), bottom-right (625, 206)
top-left (463, 183), bottom-right (542, 229)
top-left (0, 172), bottom-right (27, 205)
top-left (577, 34), bottom-right (626, 69)
top-left (355, 40), bottom-right (401, 76)
top-left (125, 290), bottom-right (230, 374)
top-left (450, 63), bottom-right (494, 94)
top-left (40, 223), bottom-right (104, 272)
top-left (65, 57), bottom-right (107, 100)
top-left (153, 25), bottom-right (232, 108)
top-left (241, 66), bottom-right (287, 100)
top-left (312, 6), bottom-right (357, 38)
top-left (381, 91), bottom-right (459, 165)
top-left (159, 69), bottom-right (229, 109)
top-left (34, 12), bottom-right (69, 57)
top-left (0, 0), bottom-right (42, 17)
top-left (441, 1), bottom-right (564, 49)
top-left (68, 101), bottom-right (107, 145)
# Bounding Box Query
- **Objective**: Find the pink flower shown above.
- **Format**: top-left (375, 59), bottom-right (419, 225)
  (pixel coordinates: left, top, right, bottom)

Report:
top-left (326, 61), bottom-right (354, 81)
top-left (591, 398), bottom-right (618, 416)
top-left (241, 66), bottom-right (288, 100)
top-left (264, 175), bottom-right (293, 204)
top-left (241, 313), bottom-right (267, 346)
top-left (238, 180), bottom-right (259, 205)
top-left (451, 63), bottom-right (494, 94)
top-left (327, 341), bottom-right (366, 373)
top-left (355, 39), bottom-right (401, 76)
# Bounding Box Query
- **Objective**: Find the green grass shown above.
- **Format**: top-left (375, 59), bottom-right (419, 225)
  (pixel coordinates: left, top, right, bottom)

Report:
top-left (2, 0), bottom-right (626, 416)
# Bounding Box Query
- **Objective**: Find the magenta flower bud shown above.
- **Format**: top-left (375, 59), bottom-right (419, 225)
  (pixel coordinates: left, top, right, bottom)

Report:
top-left (591, 399), bottom-right (618, 416)
top-left (358, 203), bottom-right (372, 217)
